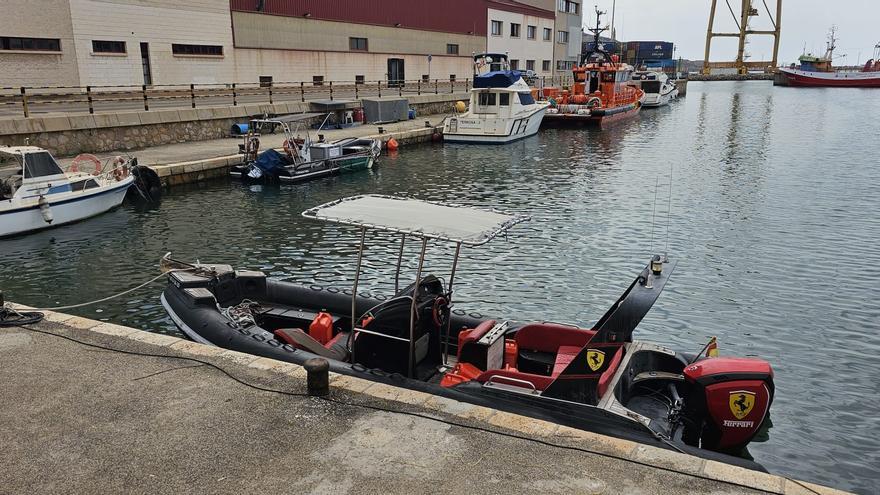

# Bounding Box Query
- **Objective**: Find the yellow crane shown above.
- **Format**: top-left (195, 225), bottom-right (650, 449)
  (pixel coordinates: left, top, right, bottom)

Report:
top-left (703, 0), bottom-right (782, 74)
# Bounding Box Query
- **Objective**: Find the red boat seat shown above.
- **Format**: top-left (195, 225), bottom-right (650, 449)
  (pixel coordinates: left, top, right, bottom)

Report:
top-left (597, 347), bottom-right (624, 398)
top-left (274, 328), bottom-right (349, 361)
top-left (456, 319), bottom-right (497, 359)
top-left (552, 345), bottom-right (582, 375)
top-left (514, 323), bottom-right (595, 353)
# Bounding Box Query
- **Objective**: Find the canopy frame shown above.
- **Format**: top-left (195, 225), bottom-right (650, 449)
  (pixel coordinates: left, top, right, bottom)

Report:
top-left (303, 195), bottom-right (529, 378)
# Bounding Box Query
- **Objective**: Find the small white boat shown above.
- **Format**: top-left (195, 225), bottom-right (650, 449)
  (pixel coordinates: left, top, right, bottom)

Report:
top-left (0, 146), bottom-right (135, 237)
top-left (631, 71), bottom-right (679, 108)
top-left (443, 53), bottom-right (549, 144)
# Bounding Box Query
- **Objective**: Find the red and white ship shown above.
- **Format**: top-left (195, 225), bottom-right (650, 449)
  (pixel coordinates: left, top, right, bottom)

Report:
top-left (775, 28), bottom-right (880, 88)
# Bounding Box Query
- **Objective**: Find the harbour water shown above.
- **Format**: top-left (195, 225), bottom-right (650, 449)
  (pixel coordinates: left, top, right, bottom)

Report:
top-left (2, 81), bottom-right (878, 493)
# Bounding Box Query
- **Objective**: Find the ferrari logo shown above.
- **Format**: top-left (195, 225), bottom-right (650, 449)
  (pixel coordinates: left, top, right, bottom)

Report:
top-left (586, 349), bottom-right (605, 372)
top-left (729, 391), bottom-right (756, 419)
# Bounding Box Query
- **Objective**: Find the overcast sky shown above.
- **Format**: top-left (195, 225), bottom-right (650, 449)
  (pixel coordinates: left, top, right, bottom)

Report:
top-left (586, 1), bottom-right (879, 65)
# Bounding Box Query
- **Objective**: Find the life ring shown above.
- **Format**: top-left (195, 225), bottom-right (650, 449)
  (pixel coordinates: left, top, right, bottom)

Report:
top-left (69, 153), bottom-right (101, 175)
top-left (586, 96), bottom-right (603, 108)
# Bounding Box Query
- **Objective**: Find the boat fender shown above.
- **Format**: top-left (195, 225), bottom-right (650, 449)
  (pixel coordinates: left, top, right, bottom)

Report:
top-left (385, 138), bottom-right (399, 151)
top-left (38, 195), bottom-right (53, 224)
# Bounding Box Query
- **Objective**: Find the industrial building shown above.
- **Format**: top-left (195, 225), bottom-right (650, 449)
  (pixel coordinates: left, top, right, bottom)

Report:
top-left (0, 0), bottom-right (570, 89)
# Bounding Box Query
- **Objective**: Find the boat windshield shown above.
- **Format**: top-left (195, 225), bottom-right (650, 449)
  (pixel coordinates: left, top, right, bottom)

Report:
top-left (23, 151), bottom-right (64, 179)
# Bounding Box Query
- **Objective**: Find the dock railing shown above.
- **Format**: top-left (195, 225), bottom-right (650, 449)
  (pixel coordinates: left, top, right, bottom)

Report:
top-left (0, 75), bottom-right (575, 118)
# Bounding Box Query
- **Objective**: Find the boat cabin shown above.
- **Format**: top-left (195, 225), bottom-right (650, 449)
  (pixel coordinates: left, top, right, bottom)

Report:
top-left (0, 146), bottom-right (76, 201)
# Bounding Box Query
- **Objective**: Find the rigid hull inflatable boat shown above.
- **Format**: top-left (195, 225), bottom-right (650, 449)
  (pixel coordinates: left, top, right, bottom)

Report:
top-left (161, 195), bottom-right (774, 470)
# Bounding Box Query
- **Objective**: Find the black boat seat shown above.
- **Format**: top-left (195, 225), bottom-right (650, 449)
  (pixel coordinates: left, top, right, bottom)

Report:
top-left (274, 328), bottom-right (349, 361)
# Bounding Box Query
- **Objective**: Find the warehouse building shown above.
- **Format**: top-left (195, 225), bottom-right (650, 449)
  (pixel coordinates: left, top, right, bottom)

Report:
top-left (0, 0), bottom-right (560, 89)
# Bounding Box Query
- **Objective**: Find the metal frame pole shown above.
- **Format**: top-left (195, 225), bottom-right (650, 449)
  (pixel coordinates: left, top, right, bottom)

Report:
top-left (394, 234), bottom-right (406, 293)
top-left (349, 227), bottom-right (367, 361)
top-left (408, 238), bottom-right (428, 377)
top-left (443, 242), bottom-right (462, 364)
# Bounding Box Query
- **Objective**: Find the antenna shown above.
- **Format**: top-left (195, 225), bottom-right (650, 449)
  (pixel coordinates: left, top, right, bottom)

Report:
top-left (664, 164), bottom-right (673, 262)
top-left (650, 176), bottom-right (659, 255)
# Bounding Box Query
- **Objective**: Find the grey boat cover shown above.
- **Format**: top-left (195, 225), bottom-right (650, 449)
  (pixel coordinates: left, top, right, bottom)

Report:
top-left (302, 194), bottom-right (528, 245)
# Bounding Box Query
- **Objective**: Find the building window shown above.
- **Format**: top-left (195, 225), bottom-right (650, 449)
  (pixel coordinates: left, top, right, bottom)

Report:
top-left (349, 37), bottom-right (368, 51)
top-left (556, 60), bottom-right (575, 71)
top-left (92, 40), bottom-right (125, 54)
top-left (558, 0), bottom-right (579, 13)
top-left (510, 59), bottom-right (519, 70)
top-left (557, 30), bottom-right (569, 44)
top-left (527, 25), bottom-right (536, 40)
top-left (446, 44), bottom-right (459, 55)
top-left (510, 23), bottom-right (520, 38)
top-left (259, 75), bottom-right (273, 87)
top-left (313, 75), bottom-right (324, 86)
top-left (355, 75), bottom-right (365, 84)
top-left (0, 36), bottom-right (61, 52)
top-left (422, 74), bottom-right (430, 82)
top-left (526, 60), bottom-right (535, 71)
top-left (449, 74), bottom-right (456, 82)
top-left (171, 44), bottom-right (223, 56)
top-left (499, 93), bottom-right (510, 106)
top-left (491, 20), bottom-right (502, 36)
top-left (543, 28), bottom-right (552, 41)
top-left (542, 60), bottom-right (551, 71)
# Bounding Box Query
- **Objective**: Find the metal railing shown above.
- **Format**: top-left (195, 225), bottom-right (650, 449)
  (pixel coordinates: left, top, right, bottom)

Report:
top-left (0, 75), bottom-right (575, 118)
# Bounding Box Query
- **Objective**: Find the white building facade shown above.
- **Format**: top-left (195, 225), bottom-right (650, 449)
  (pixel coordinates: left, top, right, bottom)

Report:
top-left (486, 7), bottom-right (555, 76)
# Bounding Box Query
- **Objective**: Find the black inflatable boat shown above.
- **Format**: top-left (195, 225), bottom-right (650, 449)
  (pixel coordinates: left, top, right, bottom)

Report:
top-left (161, 195), bottom-right (774, 470)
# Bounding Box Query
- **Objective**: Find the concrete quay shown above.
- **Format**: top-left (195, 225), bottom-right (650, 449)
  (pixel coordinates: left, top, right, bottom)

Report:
top-left (0, 304), bottom-right (850, 495)
top-left (54, 115), bottom-right (446, 187)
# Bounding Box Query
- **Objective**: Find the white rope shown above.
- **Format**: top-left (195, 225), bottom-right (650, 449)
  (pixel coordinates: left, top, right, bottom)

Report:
top-left (29, 268), bottom-right (194, 312)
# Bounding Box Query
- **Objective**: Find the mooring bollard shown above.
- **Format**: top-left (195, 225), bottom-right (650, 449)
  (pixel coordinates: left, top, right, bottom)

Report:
top-left (304, 358), bottom-right (329, 397)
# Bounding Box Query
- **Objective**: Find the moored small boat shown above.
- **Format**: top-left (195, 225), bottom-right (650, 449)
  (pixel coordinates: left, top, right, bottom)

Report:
top-left (442, 53), bottom-right (549, 144)
top-left (631, 70), bottom-right (679, 107)
top-left (161, 194), bottom-right (776, 470)
top-left (231, 114), bottom-right (380, 183)
top-left (0, 146), bottom-right (138, 237)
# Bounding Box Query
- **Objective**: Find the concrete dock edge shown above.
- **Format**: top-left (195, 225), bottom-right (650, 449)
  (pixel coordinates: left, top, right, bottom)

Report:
top-left (5, 303), bottom-right (853, 494)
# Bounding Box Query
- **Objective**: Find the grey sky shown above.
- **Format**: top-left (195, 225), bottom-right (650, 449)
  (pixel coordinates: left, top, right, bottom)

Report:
top-left (586, 1), bottom-right (879, 65)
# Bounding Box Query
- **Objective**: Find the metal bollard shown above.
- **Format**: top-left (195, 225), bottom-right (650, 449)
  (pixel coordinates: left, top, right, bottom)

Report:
top-left (304, 358), bottom-right (330, 397)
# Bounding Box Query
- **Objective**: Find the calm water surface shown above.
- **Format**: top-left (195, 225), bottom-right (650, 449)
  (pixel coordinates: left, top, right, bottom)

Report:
top-left (2, 81), bottom-right (879, 493)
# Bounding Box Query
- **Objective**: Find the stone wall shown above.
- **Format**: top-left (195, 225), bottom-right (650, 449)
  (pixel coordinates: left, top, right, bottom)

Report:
top-left (0, 93), bottom-right (467, 157)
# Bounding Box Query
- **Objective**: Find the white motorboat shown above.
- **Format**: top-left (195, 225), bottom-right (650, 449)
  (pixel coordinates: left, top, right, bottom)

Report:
top-left (631, 71), bottom-right (679, 108)
top-left (443, 53), bottom-right (549, 144)
top-left (0, 146), bottom-right (135, 237)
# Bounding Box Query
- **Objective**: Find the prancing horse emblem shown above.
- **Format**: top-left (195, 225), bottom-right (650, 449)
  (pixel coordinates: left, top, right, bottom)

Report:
top-left (586, 349), bottom-right (605, 372)
top-left (729, 391), bottom-right (756, 419)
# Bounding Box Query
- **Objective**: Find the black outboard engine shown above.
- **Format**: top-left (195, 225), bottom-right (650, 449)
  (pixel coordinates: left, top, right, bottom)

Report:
top-left (681, 357), bottom-right (774, 451)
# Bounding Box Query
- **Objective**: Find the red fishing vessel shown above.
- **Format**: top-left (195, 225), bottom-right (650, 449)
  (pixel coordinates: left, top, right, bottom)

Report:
top-left (541, 8), bottom-right (642, 127)
top-left (775, 28), bottom-right (880, 88)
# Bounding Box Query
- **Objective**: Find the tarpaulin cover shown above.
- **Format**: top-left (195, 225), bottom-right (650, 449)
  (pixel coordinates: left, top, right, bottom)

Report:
top-left (254, 149), bottom-right (288, 174)
top-left (473, 71), bottom-right (522, 89)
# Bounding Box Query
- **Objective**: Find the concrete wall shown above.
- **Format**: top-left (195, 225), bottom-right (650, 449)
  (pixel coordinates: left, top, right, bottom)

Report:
top-left (68, 0), bottom-right (236, 86)
top-left (0, 93), bottom-right (465, 156)
top-left (0, 0), bottom-right (81, 87)
top-left (230, 12), bottom-right (480, 83)
top-left (485, 8), bottom-right (555, 75)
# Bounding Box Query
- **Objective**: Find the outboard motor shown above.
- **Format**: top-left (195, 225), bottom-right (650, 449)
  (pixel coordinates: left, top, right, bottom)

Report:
top-left (681, 357), bottom-right (774, 451)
